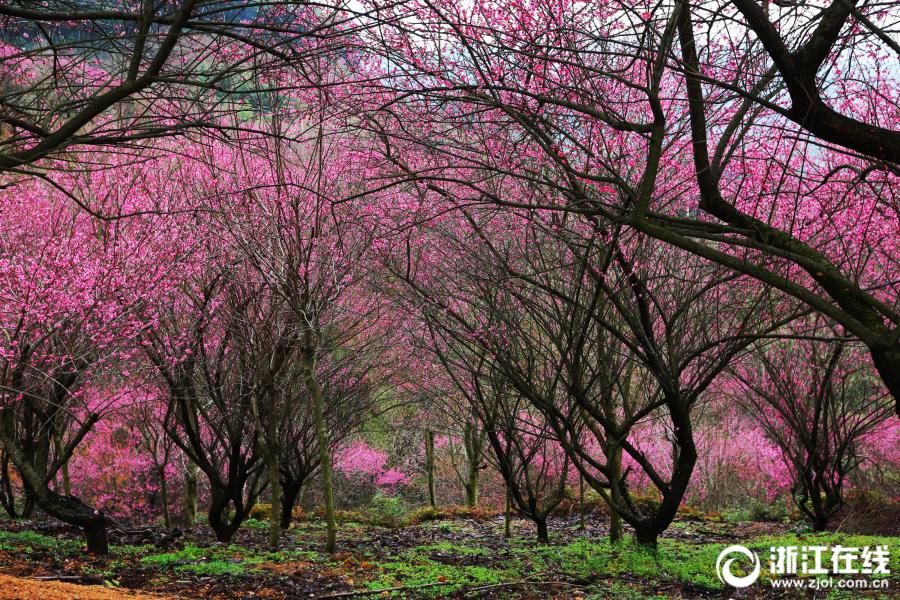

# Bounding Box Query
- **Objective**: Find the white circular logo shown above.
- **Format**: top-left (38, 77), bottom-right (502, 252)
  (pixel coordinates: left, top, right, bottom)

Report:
top-left (716, 544), bottom-right (761, 588)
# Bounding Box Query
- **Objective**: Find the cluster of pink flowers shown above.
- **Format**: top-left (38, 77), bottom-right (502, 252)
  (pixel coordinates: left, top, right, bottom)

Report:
top-left (334, 440), bottom-right (411, 489)
top-left (68, 418), bottom-right (177, 521)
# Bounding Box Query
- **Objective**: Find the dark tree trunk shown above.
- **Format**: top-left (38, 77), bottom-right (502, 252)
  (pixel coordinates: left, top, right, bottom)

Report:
top-left (22, 497), bottom-right (35, 518)
top-left (209, 510), bottom-right (239, 542)
top-left (303, 344), bottom-right (336, 553)
top-left (651, 408), bottom-right (697, 535)
top-left (535, 518), bottom-right (549, 544)
top-left (208, 488), bottom-right (246, 543)
top-left (53, 431), bottom-right (71, 495)
top-left (812, 514), bottom-right (828, 532)
top-left (1, 415), bottom-right (108, 553)
top-left (183, 465), bottom-right (198, 527)
top-left (869, 346), bottom-right (900, 416)
top-left (608, 504), bottom-right (623, 542)
top-left (504, 487), bottom-right (512, 539)
top-left (578, 475), bottom-right (585, 531)
top-left (266, 454), bottom-right (281, 548)
top-left (462, 424), bottom-right (480, 508)
top-left (601, 403), bottom-right (696, 548)
top-left (84, 519), bottom-right (109, 555)
top-left (29, 492), bottom-right (109, 554)
top-left (280, 481), bottom-right (303, 529)
top-left (634, 524), bottom-right (658, 548)
top-left (798, 478), bottom-right (840, 533)
top-left (425, 429), bottom-right (436, 509)
top-left (0, 452), bottom-right (17, 518)
top-left (607, 446), bottom-right (623, 542)
top-left (464, 466), bottom-right (478, 509)
top-left (159, 467), bottom-right (171, 529)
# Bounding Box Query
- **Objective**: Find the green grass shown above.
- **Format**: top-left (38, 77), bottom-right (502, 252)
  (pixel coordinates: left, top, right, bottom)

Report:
top-left (366, 559), bottom-right (513, 597)
top-left (508, 532), bottom-right (900, 593)
top-left (140, 544), bottom-right (209, 568)
top-left (585, 581), bottom-right (669, 600)
top-left (333, 530), bottom-right (900, 596)
top-left (363, 537), bottom-right (519, 596)
top-left (2, 523), bottom-right (896, 597)
top-left (422, 519), bottom-right (468, 534)
top-left (417, 541), bottom-right (492, 556)
top-left (241, 518), bottom-right (269, 530)
top-left (508, 537), bottom-right (722, 590)
top-left (139, 543), bottom-right (323, 577)
top-left (363, 535), bottom-right (725, 597)
top-left (0, 529), bottom-right (81, 554)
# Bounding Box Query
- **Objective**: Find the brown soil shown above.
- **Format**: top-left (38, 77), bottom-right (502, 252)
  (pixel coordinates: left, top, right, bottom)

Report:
top-left (0, 574), bottom-right (174, 600)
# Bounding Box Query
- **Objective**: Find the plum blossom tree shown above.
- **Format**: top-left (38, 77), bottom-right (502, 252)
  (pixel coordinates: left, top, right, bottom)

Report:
top-left (441, 408), bottom-right (487, 510)
top-left (382, 189), bottom-right (797, 545)
top-left (277, 342), bottom-right (382, 529)
top-left (703, 0), bottom-right (900, 164)
top-left (728, 318), bottom-right (893, 530)
top-left (201, 101), bottom-right (402, 550)
top-left (427, 340), bottom-right (570, 543)
top-left (0, 0), bottom-right (896, 560)
top-left (67, 391), bottom-right (179, 524)
top-left (129, 391), bottom-right (180, 528)
top-left (0, 171), bottom-right (186, 553)
top-left (622, 408), bottom-right (793, 509)
top-left (335, 439), bottom-right (411, 492)
top-left (359, 0), bottom-right (900, 411)
top-left (146, 268), bottom-right (271, 543)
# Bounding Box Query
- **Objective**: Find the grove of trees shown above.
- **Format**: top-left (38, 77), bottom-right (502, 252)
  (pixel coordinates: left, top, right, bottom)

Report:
top-left (0, 0), bottom-right (896, 557)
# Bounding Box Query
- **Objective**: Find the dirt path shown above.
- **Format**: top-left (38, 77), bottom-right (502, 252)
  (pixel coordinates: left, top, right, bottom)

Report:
top-left (0, 574), bottom-right (174, 600)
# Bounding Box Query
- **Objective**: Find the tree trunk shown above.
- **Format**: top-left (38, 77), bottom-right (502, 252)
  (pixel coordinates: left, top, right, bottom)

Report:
top-left (608, 445), bottom-right (623, 543)
top-left (1, 415), bottom-right (108, 553)
top-left (812, 514), bottom-right (828, 532)
top-left (0, 452), bottom-right (17, 518)
top-left (608, 502), bottom-right (623, 543)
top-left (84, 520), bottom-right (109, 555)
top-left (634, 525), bottom-right (658, 548)
top-left (504, 486), bottom-right (512, 539)
top-left (280, 481), bottom-right (302, 529)
top-left (425, 429), bottom-right (436, 509)
top-left (464, 466), bottom-right (478, 509)
top-left (603, 400), bottom-right (696, 548)
top-left (159, 467), bottom-right (171, 529)
top-left (250, 379), bottom-right (282, 549)
top-left (183, 463), bottom-right (198, 527)
top-left (208, 489), bottom-right (243, 543)
top-left (267, 454), bottom-right (281, 548)
top-left (647, 405), bottom-right (697, 539)
top-left (31, 491), bottom-right (108, 553)
top-left (578, 475), bottom-right (585, 531)
top-left (53, 432), bottom-right (71, 496)
top-left (463, 425), bottom-right (480, 508)
top-left (22, 497), bottom-right (34, 519)
top-left (870, 345), bottom-right (900, 416)
top-left (60, 462), bottom-right (71, 496)
top-left (304, 349), bottom-right (336, 553)
top-left (535, 517), bottom-right (549, 544)
top-left (634, 524), bottom-right (658, 548)
top-left (803, 486), bottom-right (833, 533)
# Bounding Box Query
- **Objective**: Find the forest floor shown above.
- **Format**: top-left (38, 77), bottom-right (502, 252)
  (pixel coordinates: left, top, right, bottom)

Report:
top-left (0, 510), bottom-right (897, 599)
